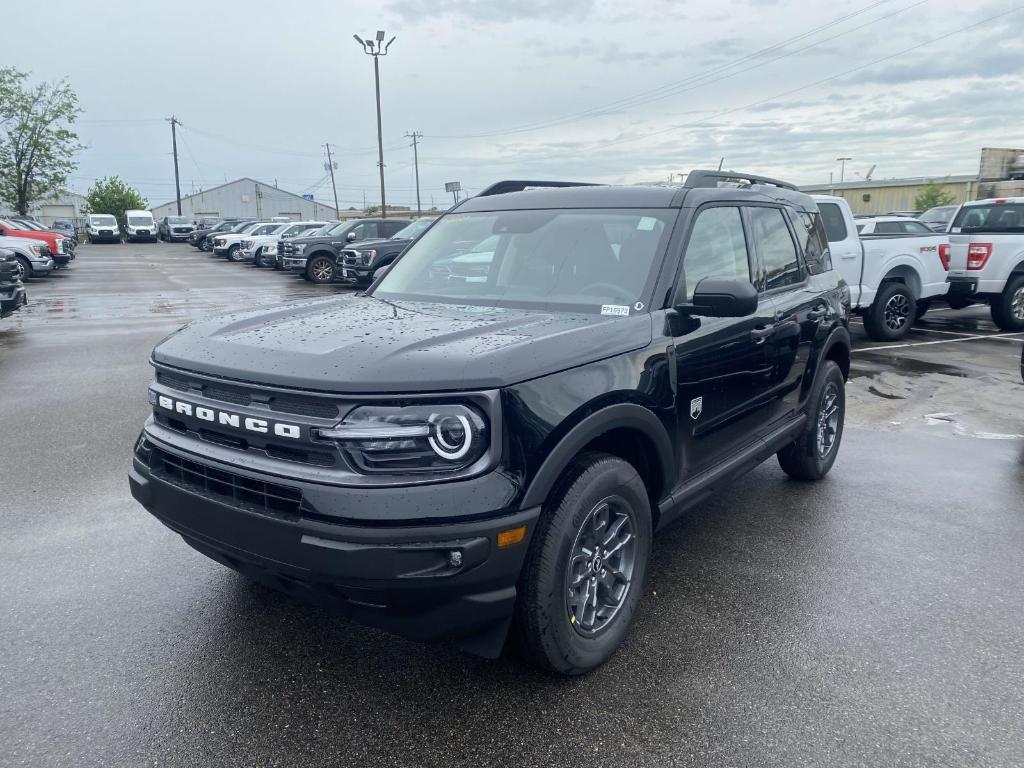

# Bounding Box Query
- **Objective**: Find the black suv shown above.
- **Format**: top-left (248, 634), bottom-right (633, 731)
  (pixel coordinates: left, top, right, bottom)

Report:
top-left (280, 217), bottom-right (411, 283)
top-left (0, 247), bottom-right (27, 318)
top-left (189, 219), bottom-right (252, 252)
top-left (129, 173), bottom-right (851, 674)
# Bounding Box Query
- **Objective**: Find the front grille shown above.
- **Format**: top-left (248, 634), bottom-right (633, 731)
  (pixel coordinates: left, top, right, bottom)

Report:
top-left (149, 446), bottom-right (303, 519)
top-left (174, 228), bottom-right (189, 233)
top-left (155, 370), bottom-right (340, 418)
top-left (341, 250), bottom-right (361, 266)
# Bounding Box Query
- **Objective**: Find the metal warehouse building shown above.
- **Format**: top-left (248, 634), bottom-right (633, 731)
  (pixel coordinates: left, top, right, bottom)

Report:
top-left (150, 178), bottom-right (340, 221)
top-left (800, 174), bottom-right (978, 215)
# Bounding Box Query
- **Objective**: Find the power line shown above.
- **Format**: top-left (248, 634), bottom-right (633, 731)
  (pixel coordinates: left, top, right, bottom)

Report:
top-left (425, 0), bottom-right (900, 140)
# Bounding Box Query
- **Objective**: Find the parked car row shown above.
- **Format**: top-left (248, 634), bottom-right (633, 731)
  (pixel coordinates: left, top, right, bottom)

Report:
top-left (0, 217), bottom-right (76, 280)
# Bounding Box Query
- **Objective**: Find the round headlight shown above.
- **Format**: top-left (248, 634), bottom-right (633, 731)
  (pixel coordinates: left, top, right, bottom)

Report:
top-left (429, 414), bottom-right (472, 460)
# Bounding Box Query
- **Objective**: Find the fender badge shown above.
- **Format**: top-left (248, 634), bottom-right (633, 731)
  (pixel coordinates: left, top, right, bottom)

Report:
top-left (690, 396), bottom-right (703, 420)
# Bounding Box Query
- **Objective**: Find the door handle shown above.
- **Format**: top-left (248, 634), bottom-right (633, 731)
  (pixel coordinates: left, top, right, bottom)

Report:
top-left (750, 325), bottom-right (774, 344)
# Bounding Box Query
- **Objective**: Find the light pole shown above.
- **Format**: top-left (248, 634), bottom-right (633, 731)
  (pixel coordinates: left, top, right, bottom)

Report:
top-left (354, 30), bottom-right (396, 218)
top-left (836, 156), bottom-right (852, 184)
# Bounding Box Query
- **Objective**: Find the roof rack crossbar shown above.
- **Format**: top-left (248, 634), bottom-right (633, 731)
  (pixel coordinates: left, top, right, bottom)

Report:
top-left (685, 170), bottom-right (798, 192)
top-left (476, 180), bottom-right (600, 197)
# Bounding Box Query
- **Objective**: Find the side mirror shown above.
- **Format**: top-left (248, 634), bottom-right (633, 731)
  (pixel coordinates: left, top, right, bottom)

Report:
top-left (372, 264), bottom-right (392, 282)
top-left (678, 277), bottom-right (758, 317)
top-left (346, 231), bottom-right (358, 242)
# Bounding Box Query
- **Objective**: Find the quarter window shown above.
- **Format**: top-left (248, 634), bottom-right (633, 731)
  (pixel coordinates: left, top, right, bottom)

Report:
top-left (794, 211), bottom-right (832, 275)
top-left (747, 206), bottom-right (802, 291)
top-left (817, 202), bottom-right (848, 243)
top-left (677, 206), bottom-right (750, 302)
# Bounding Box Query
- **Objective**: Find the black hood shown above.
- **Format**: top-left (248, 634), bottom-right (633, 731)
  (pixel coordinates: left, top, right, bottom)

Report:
top-left (153, 295), bottom-right (653, 393)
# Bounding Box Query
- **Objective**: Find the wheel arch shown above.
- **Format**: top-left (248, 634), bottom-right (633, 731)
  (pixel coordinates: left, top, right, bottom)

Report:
top-left (879, 263), bottom-right (923, 298)
top-left (520, 403), bottom-right (676, 521)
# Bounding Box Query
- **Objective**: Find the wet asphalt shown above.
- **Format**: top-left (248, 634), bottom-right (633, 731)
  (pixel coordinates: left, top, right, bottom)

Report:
top-left (2, 243), bottom-right (1023, 767)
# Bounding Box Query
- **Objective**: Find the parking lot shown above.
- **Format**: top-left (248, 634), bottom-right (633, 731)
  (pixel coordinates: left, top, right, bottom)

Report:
top-left (2, 242), bottom-right (1023, 767)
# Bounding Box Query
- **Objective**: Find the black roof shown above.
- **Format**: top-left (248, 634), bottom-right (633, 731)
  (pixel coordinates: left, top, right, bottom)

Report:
top-left (458, 171), bottom-right (815, 213)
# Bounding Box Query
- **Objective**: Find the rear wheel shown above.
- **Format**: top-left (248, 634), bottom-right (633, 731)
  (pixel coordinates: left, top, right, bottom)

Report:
top-left (306, 254), bottom-right (336, 284)
top-left (777, 360), bottom-right (845, 481)
top-left (864, 282), bottom-right (916, 341)
top-left (990, 275), bottom-right (1024, 332)
top-left (516, 452), bottom-right (651, 675)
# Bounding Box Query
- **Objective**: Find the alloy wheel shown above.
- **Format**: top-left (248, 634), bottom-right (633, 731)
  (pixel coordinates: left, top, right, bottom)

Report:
top-left (564, 496), bottom-right (637, 636)
top-left (311, 258), bottom-right (334, 282)
top-left (14, 259), bottom-right (27, 281)
top-left (1011, 285), bottom-right (1024, 321)
top-left (883, 292), bottom-right (910, 330)
top-left (816, 382), bottom-right (840, 458)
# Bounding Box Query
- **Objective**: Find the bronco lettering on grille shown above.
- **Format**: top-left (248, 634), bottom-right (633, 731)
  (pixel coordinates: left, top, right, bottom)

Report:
top-left (156, 395), bottom-right (302, 439)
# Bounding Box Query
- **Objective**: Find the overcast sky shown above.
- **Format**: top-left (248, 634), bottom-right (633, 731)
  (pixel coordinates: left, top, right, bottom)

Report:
top-left (8, 0), bottom-right (1024, 209)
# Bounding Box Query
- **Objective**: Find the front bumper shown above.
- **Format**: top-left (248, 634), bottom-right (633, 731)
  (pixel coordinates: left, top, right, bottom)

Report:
top-left (30, 257), bottom-right (55, 274)
top-left (0, 283), bottom-right (27, 317)
top-left (239, 248), bottom-right (258, 262)
top-left (129, 433), bottom-right (538, 656)
top-left (283, 256), bottom-right (308, 270)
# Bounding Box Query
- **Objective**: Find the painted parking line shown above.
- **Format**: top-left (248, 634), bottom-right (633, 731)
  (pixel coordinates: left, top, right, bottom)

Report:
top-left (853, 331), bottom-right (1024, 353)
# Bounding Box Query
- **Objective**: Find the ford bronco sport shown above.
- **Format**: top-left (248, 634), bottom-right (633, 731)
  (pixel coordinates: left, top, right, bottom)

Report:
top-left (129, 172), bottom-right (851, 674)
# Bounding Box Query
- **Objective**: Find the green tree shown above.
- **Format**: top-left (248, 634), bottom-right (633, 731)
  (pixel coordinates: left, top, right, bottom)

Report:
top-left (914, 180), bottom-right (957, 212)
top-left (0, 67), bottom-right (83, 214)
top-left (83, 177), bottom-right (147, 230)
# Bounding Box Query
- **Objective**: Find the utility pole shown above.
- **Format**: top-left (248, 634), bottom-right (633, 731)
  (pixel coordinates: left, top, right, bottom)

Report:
top-left (405, 131), bottom-right (423, 216)
top-left (354, 31), bottom-right (396, 218)
top-left (323, 143), bottom-right (340, 219)
top-left (836, 156), bottom-right (852, 184)
top-left (168, 116), bottom-right (182, 215)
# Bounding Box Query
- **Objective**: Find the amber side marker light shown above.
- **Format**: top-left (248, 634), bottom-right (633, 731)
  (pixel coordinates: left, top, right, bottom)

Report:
top-left (497, 525), bottom-right (527, 548)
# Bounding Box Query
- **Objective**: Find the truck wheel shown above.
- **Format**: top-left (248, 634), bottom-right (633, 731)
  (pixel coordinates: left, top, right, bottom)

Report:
top-left (14, 256), bottom-right (31, 280)
top-left (864, 282), bottom-right (916, 341)
top-left (915, 299), bottom-right (931, 320)
top-left (306, 255), bottom-right (336, 284)
top-left (226, 244), bottom-right (242, 262)
top-left (254, 248), bottom-right (268, 268)
top-left (200, 239), bottom-right (212, 252)
top-left (516, 452), bottom-right (652, 675)
top-left (777, 360), bottom-right (845, 481)
top-left (989, 275), bottom-right (1024, 332)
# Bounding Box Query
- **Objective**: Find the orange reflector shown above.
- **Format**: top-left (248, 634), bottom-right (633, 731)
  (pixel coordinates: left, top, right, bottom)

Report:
top-left (497, 525), bottom-right (527, 548)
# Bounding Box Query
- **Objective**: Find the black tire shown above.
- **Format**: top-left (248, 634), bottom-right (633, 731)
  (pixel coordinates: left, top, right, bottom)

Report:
top-left (226, 244), bottom-right (242, 262)
top-left (989, 275), bottom-right (1024, 332)
top-left (200, 239), bottom-right (212, 253)
top-left (516, 452), bottom-right (652, 675)
top-left (14, 256), bottom-right (31, 281)
top-left (306, 254), bottom-right (336, 284)
top-left (777, 360), bottom-right (845, 481)
top-left (914, 299), bottom-right (931, 320)
top-left (254, 248), bottom-right (269, 268)
top-left (864, 282), bottom-right (916, 341)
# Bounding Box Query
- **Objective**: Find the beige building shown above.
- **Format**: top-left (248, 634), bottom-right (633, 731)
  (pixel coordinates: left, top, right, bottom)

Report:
top-left (800, 175), bottom-right (978, 215)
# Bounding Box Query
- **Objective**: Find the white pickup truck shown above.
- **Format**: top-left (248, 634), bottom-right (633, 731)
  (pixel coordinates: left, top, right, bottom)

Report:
top-left (813, 196), bottom-right (950, 340)
top-left (945, 197), bottom-right (1024, 331)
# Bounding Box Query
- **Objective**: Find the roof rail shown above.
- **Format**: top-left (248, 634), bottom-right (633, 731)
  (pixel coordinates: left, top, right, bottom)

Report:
top-left (476, 180), bottom-right (600, 197)
top-left (685, 170), bottom-right (798, 192)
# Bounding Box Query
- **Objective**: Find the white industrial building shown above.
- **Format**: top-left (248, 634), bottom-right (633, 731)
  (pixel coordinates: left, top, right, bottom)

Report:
top-left (150, 178), bottom-right (340, 221)
top-left (1, 191), bottom-right (88, 226)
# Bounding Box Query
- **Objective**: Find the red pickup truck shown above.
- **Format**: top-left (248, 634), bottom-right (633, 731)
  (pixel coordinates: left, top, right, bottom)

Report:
top-left (0, 218), bottom-right (70, 266)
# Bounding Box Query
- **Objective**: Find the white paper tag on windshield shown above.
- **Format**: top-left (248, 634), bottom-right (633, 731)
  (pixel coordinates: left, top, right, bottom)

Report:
top-left (637, 217), bottom-right (657, 231)
top-left (601, 304), bottom-right (630, 316)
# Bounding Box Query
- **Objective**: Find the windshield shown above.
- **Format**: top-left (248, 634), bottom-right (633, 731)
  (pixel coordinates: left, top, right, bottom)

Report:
top-left (326, 221), bottom-right (352, 235)
top-left (127, 216), bottom-right (153, 226)
top-left (168, 216), bottom-right (189, 224)
top-left (91, 215), bottom-right (117, 226)
top-left (920, 206), bottom-right (956, 223)
top-left (951, 203), bottom-right (1024, 233)
top-left (15, 219), bottom-right (44, 230)
top-left (373, 209), bottom-right (672, 313)
top-left (229, 221), bottom-right (255, 233)
top-left (393, 218), bottom-right (434, 240)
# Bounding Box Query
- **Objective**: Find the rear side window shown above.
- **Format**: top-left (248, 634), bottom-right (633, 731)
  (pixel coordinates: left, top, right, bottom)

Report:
top-left (747, 206), bottom-right (803, 291)
top-left (793, 211), bottom-right (832, 275)
top-left (676, 206), bottom-right (750, 302)
top-left (951, 203), bottom-right (1024, 233)
top-left (900, 220), bottom-right (932, 234)
top-left (817, 202), bottom-right (848, 242)
top-left (874, 221), bottom-right (903, 235)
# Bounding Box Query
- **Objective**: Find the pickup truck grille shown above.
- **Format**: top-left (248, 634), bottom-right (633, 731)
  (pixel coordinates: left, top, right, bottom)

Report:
top-left (173, 227), bottom-right (190, 233)
top-left (280, 240), bottom-right (295, 256)
top-left (0, 257), bottom-right (18, 283)
top-left (156, 369), bottom-right (341, 418)
top-left (148, 445), bottom-right (303, 519)
top-left (341, 249), bottom-right (365, 266)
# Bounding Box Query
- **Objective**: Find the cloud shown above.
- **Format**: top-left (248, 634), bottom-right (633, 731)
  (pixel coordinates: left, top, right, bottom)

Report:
top-left (387, 0), bottom-right (596, 23)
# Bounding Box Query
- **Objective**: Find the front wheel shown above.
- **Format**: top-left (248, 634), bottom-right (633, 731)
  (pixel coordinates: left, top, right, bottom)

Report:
top-left (200, 239), bottom-right (212, 252)
top-left (306, 255), bottom-right (336, 284)
top-left (516, 452), bottom-right (652, 675)
top-left (864, 282), bottom-right (916, 341)
top-left (777, 360), bottom-right (845, 481)
top-left (990, 275), bottom-right (1024, 331)
top-left (226, 244), bottom-right (242, 262)
top-left (14, 256), bottom-right (31, 281)
top-left (254, 248), bottom-right (270, 268)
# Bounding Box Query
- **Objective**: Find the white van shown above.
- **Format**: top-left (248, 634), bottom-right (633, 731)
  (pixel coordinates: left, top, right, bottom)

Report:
top-left (86, 214), bottom-right (121, 243)
top-left (124, 210), bottom-right (157, 242)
